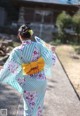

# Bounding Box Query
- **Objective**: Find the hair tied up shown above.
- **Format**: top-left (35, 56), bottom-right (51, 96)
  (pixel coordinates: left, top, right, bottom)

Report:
top-left (18, 24), bottom-right (34, 39)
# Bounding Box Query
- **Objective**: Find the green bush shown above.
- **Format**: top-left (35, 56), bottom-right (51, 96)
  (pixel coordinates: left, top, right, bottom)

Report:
top-left (55, 10), bottom-right (80, 44)
top-left (55, 11), bottom-right (73, 43)
top-left (72, 11), bottom-right (80, 43)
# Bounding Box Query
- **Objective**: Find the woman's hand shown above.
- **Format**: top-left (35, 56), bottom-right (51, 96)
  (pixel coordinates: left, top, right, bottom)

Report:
top-left (45, 43), bottom-right (55, 52)
top-left (51, 46), bottom-right (55, 52)
top-left (0, 66), bottom-right (3, 70)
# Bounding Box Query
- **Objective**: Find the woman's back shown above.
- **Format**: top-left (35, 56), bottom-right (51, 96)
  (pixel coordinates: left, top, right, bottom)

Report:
top-left (17, 40), bottom-right (41, 64)
top-left (0, 24), bottom-right (56, 116)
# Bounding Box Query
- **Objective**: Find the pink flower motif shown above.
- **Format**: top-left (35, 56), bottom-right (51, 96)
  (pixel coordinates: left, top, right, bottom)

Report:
top-left (30, 95), bottom-right (33, 97)
top-left (26, 41), bottom-right (30, 44)
top-left (32, 102), bottom-right (35, 105)
top-left (22, 40), bottom-right (32, 45)
top-left (17, 78), bottom-right (25, 85)
top-left (31, 47), bottom-right (40, 61)
top-left (37, 106), bottom-right (43, 116)
top-left (24, 91), bottom-right (26, 93)
top-left (26, 97), bottom-right (29, 99)
top-left (8, 61), bottom-right (18, 74)
top-left (24, 91), bottom-right (37, 111)
top-left (39, 74), bottom-right (42, 77)
top-left (34, 51), bottom-right (38, 55)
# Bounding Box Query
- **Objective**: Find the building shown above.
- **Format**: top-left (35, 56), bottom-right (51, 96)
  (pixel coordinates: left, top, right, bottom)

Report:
top-left (0, 0), bottom-right (80, 40)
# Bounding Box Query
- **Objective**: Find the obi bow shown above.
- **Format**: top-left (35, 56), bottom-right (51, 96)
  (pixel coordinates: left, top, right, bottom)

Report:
top-left (22, 57), bottom-right (45, 75)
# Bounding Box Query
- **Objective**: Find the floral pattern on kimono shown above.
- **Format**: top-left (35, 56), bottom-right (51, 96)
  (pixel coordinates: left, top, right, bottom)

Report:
top-left (24, 91), bottom-right (37, 111)
top-left (0, 48), bottom-right (23, 93)
top-left (0, 39), bottom-right (56, 116)
top-left (28, 45), bottom-right (46, 81)
top-left (37, 106), bottom-right (43, 116)
top-left (8, 60), bottom-right (19, 74)
top-left (31, 46), bottom-right (40, 61)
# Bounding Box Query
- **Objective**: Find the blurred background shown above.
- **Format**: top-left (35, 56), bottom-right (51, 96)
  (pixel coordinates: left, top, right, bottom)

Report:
top-left (0, 0), bottom-right (79, 41)
top-left (0, 0), bottom-right (80, 96)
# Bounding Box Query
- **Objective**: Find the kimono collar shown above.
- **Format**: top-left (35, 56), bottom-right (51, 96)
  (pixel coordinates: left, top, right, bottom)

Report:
top-left (22, 39), bottom-right (32, 44)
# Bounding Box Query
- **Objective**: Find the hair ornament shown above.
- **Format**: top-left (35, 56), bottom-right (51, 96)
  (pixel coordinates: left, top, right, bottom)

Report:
top-left (28, 30), bottom-right (34, 36)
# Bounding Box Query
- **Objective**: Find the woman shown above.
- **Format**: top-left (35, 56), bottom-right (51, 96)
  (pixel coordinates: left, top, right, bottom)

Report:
top-left (0, 24), bottom-right (56, 116)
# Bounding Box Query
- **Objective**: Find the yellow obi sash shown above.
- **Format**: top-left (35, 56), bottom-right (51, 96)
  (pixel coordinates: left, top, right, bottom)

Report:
top-left (22, 57), bottom-right (45, 75)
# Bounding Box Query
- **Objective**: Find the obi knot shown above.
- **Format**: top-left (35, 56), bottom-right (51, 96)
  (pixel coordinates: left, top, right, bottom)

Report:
top-left (22, 57), bottom-right (45, 75)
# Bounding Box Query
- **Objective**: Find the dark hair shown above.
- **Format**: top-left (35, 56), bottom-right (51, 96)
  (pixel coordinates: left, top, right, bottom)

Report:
top-left (18, 24), bottom-right (32, 39)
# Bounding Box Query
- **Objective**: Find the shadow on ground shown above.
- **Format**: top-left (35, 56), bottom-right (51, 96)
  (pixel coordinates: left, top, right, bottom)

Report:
top-left (0, 84), bottom-right (21, 116)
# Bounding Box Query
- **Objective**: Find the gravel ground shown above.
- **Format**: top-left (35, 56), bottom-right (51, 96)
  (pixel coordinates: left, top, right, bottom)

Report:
top-left (56, 45), bottom-right (80, 97)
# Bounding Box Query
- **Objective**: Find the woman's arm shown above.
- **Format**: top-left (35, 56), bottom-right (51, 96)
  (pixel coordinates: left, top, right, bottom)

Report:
top-left (39, 43), bottom-right (56, 67)
top-left (0, 49), bottom-right (23, 93)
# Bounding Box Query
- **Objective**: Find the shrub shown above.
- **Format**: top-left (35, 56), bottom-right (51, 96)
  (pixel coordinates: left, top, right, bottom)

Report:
top-left (72, 10), bottom-right (80, 43)
top-left (56, 11), bottom-right (73, 43)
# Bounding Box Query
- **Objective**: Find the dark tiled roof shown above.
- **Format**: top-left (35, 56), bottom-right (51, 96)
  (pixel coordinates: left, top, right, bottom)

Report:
top-left (23, 0), bottom-right (59, 4)
top-left (23, 0), bottom-right (79, 5)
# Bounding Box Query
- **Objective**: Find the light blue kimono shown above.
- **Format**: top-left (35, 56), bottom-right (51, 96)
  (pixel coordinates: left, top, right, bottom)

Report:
top-left (0, 37), bottom-right (56, 116)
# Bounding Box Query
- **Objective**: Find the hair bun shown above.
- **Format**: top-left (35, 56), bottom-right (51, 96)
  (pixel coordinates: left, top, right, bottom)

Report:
top-left (18, 24), bottom-right (33, 38)
top-left (18, 24), bottom-right (30, 32)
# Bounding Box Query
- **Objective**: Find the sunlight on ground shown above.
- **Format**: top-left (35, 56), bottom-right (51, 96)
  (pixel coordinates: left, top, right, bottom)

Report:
top-left (56, 45), bottom-right (80, 96)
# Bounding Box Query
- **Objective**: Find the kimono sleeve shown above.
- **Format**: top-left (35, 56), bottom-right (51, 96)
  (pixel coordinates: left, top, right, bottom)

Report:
top-left (0, 49), bottom-right (23, 94)
top-left (39, 44), bottom-right (56, 67)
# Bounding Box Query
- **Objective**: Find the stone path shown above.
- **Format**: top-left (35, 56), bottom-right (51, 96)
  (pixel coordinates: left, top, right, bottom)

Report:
top-left (0, 84), bottom-right (21, 116)
top-left (43, 57), bottom-right (80, 116)
top-left (0, 56), bottom-right (80, 116)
